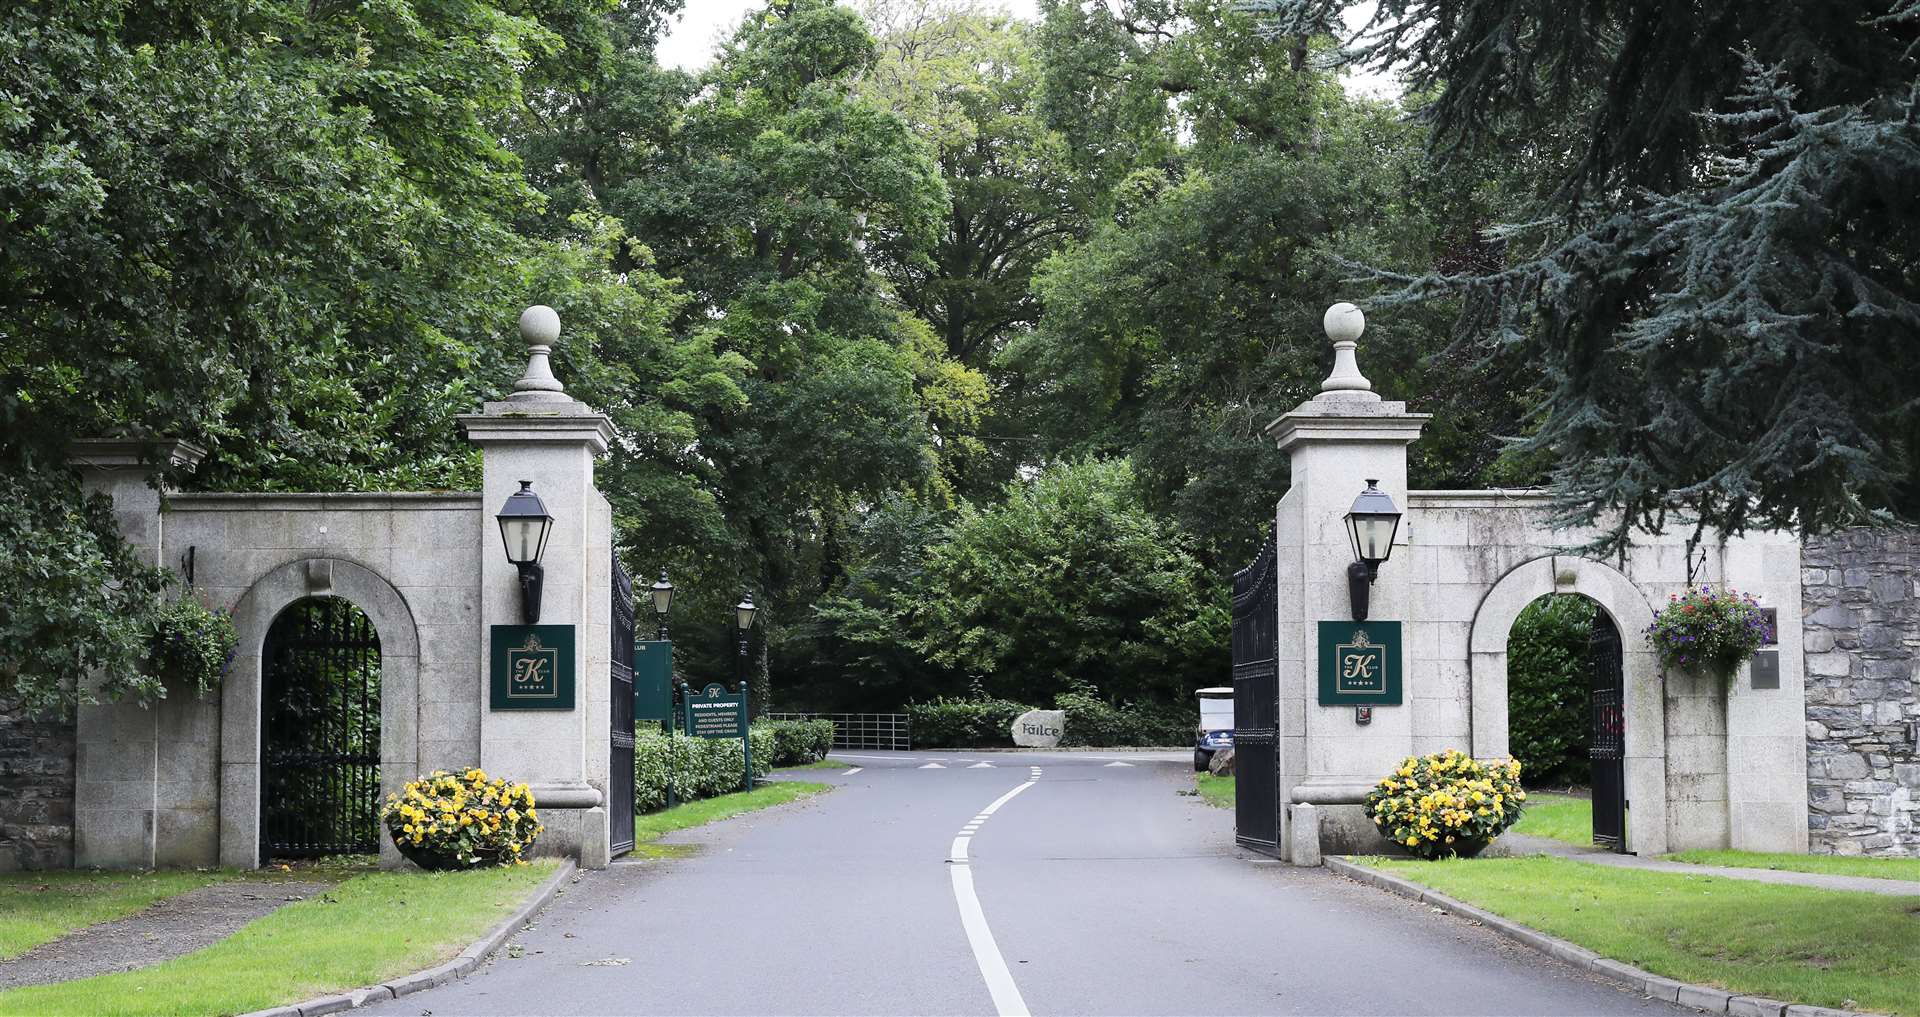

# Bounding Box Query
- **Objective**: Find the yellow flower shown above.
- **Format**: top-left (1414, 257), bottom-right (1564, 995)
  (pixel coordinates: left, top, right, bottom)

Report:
top-left (1405, 836), bottom-right (1419, 847)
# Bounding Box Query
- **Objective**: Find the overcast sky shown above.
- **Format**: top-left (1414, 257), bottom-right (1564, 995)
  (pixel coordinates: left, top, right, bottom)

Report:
top-left (655, 2), bottom-right (1398, 99)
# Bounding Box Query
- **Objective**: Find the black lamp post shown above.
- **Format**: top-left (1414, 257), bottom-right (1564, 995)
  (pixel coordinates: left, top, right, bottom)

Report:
top-left (649, 570), bottom-right (674, 641)
top-left (495, 481), bottom-right (554, 624)
top-left (1343, 479), bottom-right (1402, 622)
top-left (734, 592), bottom-right (757, 710)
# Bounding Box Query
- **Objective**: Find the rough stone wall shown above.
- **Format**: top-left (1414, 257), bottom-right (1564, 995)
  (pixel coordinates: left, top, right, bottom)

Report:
top-left (1802, 529), bottom-right (1920, 856)
top-left (0, 697), bottom-right (76, 870)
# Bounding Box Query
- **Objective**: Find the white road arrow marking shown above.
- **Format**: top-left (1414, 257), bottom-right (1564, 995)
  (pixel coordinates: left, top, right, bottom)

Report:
top-left (968, 762), bottom-right (995, 768)
top-left (1103, 761), bottom-right (1134, 767)
top-left (919, 762), bottom-right (946, 769)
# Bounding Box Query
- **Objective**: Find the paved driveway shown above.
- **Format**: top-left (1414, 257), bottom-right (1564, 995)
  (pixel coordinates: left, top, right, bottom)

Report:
top-left (365, 751), bottom-right (1689, 1015)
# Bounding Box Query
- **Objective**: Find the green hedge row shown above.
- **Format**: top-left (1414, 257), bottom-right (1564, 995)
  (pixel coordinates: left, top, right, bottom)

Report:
top-left (907, 693), bottom-right (1197, 749)
top-left (762, 718), bottom-right (834, 767)
top-left (632, 719), bottom-right (835, 813)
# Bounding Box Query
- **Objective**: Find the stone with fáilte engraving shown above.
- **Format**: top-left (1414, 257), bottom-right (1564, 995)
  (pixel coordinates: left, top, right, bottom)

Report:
top-left (1011, 709), bottom-right (1065, 748)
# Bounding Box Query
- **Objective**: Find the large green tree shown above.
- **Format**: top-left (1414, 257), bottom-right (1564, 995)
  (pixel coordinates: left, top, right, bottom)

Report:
top-left (1, 0), bottom-right (631, 709)
top-left (1251, 0), bottom-right (1920, 551)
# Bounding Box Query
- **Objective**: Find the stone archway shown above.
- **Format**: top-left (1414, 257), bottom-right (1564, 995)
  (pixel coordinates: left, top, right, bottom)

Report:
top-left (1468, 555), bottom-right (1669, 856)
top-left (222, 559), bottom-right (419, 868)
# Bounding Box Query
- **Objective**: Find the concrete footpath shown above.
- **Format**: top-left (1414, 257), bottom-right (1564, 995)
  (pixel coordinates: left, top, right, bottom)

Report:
top-left (1504, 833), bottom-right (1920, 897)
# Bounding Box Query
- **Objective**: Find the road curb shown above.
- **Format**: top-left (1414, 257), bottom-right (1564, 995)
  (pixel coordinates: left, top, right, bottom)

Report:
top-left (241, 858), bottom-right (578, 1017)
top-left (1322, 857), bottom-right (1865, 1017)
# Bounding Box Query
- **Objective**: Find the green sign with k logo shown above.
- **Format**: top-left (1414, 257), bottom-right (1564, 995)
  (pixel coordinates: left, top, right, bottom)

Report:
top-left (1317, 620), bottom-right (1402, 705)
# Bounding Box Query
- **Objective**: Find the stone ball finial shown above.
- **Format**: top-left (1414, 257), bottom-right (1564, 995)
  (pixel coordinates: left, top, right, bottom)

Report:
top-left (509, 304), bottom-right (567, 401)
top-left (1318, 300), bottom-right (1378, 401)
top-left (519, 304), bottom-right (561, 348)
top-left (1323, 302), bottom-right (1365, 343)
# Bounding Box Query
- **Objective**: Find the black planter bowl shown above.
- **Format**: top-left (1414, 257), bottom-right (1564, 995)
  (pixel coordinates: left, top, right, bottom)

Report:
top-left (391, 833), bottom-right (511, 871)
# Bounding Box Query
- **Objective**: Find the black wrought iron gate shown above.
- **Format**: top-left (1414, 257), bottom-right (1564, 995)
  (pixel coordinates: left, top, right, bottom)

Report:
top-left (1232, 527), bottom-right (1281, 856)
top-left (261, 597), bottom-right (381, 860)
top-left (1588, 613), bottom-right (1627, 851)
top-left (609, 554), bottom-right (636, 858)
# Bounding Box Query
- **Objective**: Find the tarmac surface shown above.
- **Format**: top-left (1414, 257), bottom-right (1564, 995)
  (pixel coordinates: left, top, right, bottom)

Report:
top-left (363, 750), bottom-right (1692, 1015)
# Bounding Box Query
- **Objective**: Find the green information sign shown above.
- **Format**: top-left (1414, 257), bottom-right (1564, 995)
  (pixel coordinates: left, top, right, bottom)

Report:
top-left (683, 683), bottom-right (747, 738)
top-left (682, 683), bottom-right (751, 791)
top-left (1317, 620), bottom-right (1402, 706)
top-left (489, 624), bottom-right (576, 711)
top-left (634, 640), bottom-right (674, 726)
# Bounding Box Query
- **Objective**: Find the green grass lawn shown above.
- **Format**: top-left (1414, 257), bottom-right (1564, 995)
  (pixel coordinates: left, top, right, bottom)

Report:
top-left (1508, 791), bottom-right (1596, 846)
top-left (0, 871), bottom-right (223, 960)
top-left (1195, 773), bottom-right (1234, 809)
top-left (0, 861), bottom-right (560, 1017)
top-left (1666, 849), bottom-right (1920, 883)
top-left (1360, 855), bottom-right (1920, 1015)
top-left (631, 780), bottom-right (832, 858)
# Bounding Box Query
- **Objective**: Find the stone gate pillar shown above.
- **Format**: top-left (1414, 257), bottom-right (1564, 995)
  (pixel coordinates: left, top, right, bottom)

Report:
top-left (1264, 305), bottom-right (1429, 859)
top-left (461, 307), bottom-right (615, 869)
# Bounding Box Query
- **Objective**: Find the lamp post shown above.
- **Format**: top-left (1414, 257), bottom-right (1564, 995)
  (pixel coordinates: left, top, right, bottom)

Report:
top-left (1343, 479), bottom-right (1402, 622)
top-left (495, 481), bottom-right (554, 624)
top-left (734, 592), bottom-right (757, 714)
top-left (648, 570), bottom-right (674, 641)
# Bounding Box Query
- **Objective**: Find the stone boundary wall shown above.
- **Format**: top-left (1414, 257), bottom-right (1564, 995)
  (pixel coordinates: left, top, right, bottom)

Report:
top-left (0, 697), bottom-right (75, 870)
top-left (1802, 528), bottom-right (1920, 856)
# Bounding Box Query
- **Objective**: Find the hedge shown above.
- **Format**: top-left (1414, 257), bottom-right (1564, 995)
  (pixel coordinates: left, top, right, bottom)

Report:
top-left (1508, 594), bottom-right (1596, 786)
top-left (633, 719), bottom-right (834, 813)
top-left (907, 693), bottom-right (1198, 748)
top-left (758, 718), bottom-right (834, 767)
top-left (633, 727), bottom-right (772, 813)
top-left (906, 696), bottom-right (1031, 748)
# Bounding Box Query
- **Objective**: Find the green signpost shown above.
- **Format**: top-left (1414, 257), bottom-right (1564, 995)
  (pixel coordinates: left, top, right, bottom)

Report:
top-left (634, 640), bottom-right (674, 730)
top-left (1316, 620), bottom-right (1403, 706)
top-left (683, 682), bottom-right (751, 791)
top-left (488, 624), bottom-right (576, 711)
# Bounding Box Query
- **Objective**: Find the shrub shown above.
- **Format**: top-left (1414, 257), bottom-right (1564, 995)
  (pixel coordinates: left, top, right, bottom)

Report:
top-left (757, 718), bottom-right (835, 766)
top-left (1365, 749), bottom-right (1525, 860)
top-left (1647, 585), bottom-right (1772, 681)
top-left (381, 769), bottom-right (542, 870)
top-left (1507, 595), bottom-right (1595, 786)
top-left (907, 696), bottom-right (1032, 747)
top-left (633, 728), bottom-right (776, 813)
top-left (145, 596), bottom-right (237, 696)
top-left (1055, 690), bottom-right (1195, 747)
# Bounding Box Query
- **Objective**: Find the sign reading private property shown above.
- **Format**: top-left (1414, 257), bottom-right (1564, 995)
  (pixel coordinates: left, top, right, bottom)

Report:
top-left (1316, 620), bottom-right (1402, 706)
top-left (489, 624), bottom-right (576, 710)
top-left (683, 683), bottom-right (747, 739)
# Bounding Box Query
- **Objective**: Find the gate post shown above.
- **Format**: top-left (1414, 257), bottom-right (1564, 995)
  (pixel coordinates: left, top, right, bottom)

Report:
top-left (1263, 305), bottom-right (1429, 860)
top-left (461, 307), bottom-right (616, 869)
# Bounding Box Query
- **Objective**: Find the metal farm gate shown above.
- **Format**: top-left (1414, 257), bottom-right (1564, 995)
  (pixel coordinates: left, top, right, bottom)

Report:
top-left (1232, 528), bottom-right (1281, 856)
top-left (610, 554), bottom-right (636, 858)
top-left (1588, 612), bottom-right (1627, 851)
top-left (260, 597), bottom-right (382, 860)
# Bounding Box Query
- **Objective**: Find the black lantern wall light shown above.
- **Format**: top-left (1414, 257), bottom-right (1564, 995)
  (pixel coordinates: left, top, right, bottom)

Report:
top-left (1344, 479), bottom-right (1402, 621)
top-left (496, 480), bottom-right (554, 624)
top-left (649, 570), bottom-right (675, 641)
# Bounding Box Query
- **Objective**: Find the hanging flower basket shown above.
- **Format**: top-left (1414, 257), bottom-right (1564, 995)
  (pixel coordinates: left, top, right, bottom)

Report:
top-left (1646, 585), bottom-right (1772, 685)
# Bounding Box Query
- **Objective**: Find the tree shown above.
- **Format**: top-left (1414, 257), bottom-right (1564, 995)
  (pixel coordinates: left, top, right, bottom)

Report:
top-left (1011, 2), bottom-right (1532, 564)
top-left (1, 0), bottom-right (612, 709)
top-left (507, 0), bottom-right (980, 704)
top-left (906, 458), bottom-right (1228, 705)
top-left (1248, 0), bottom-right (1920, 552)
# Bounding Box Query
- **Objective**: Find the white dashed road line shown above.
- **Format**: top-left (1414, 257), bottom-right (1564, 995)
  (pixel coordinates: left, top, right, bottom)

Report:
top-left (948, 770), bottom-right (1040, 1017)
top-left (841, 767), bottom-right (863, 776)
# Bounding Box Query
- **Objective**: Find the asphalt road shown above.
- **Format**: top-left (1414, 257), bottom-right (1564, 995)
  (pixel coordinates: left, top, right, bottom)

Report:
top-left (364, 751), bottom-right (1691, 1016)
